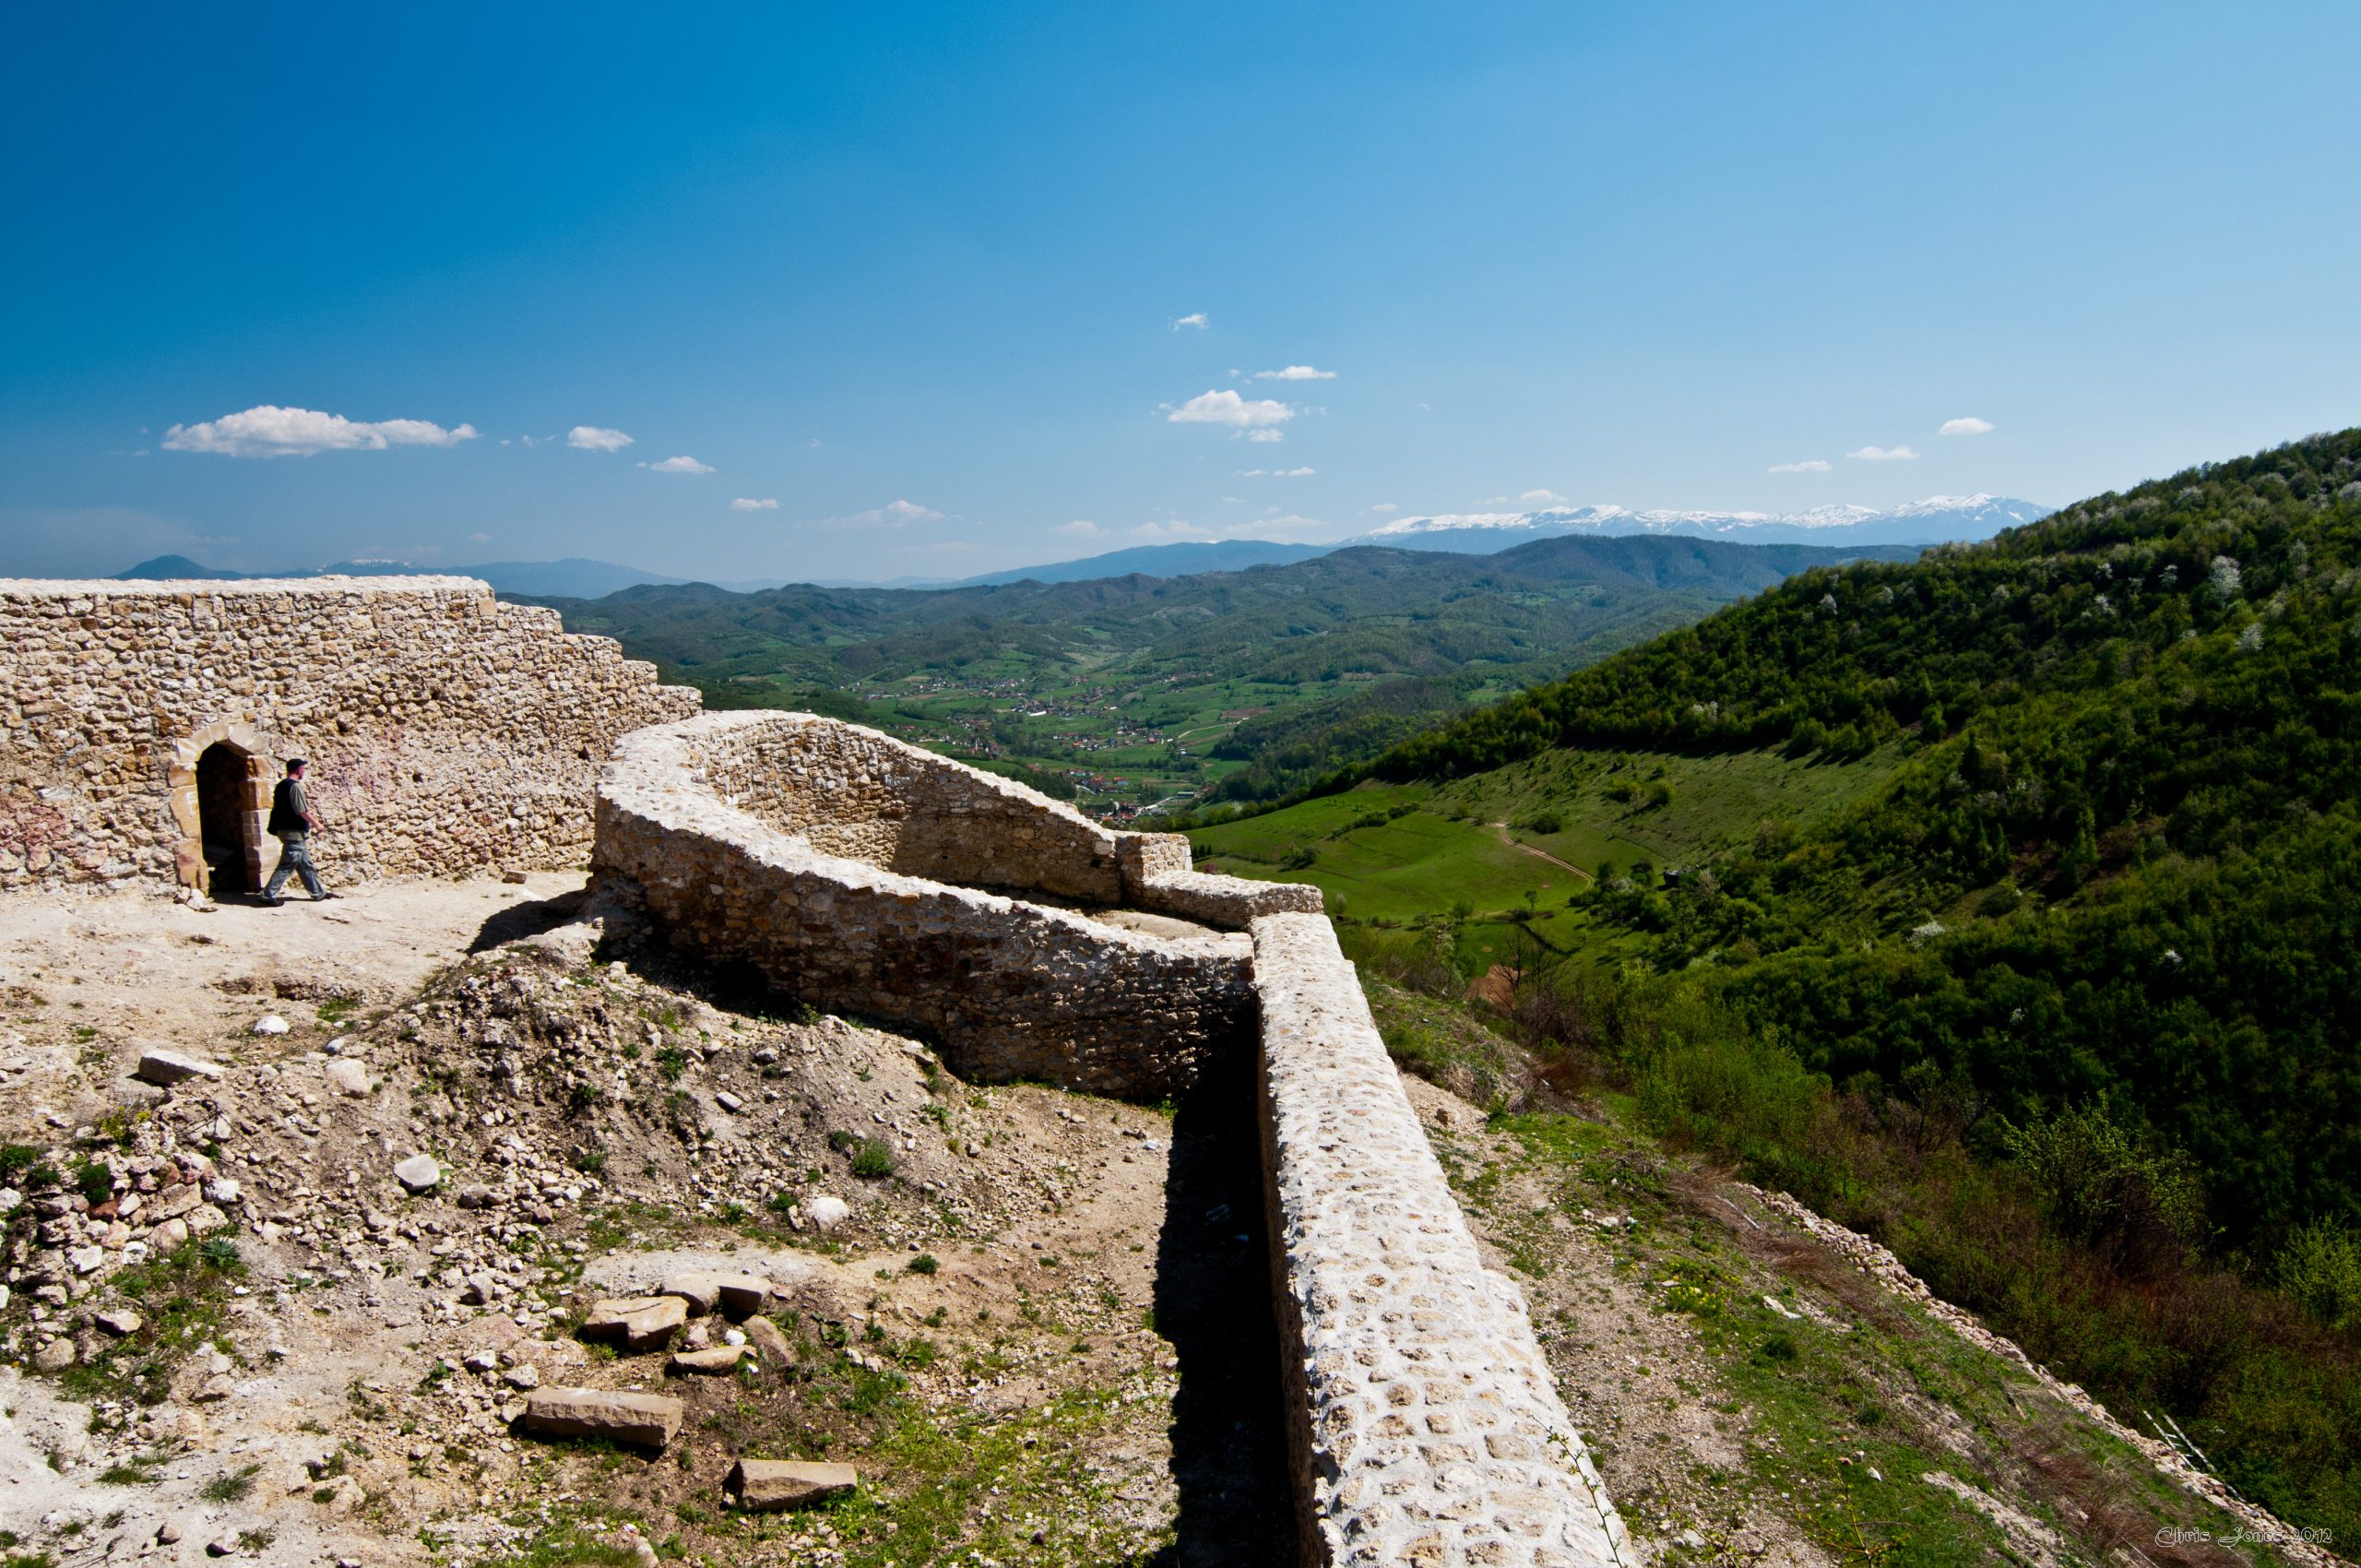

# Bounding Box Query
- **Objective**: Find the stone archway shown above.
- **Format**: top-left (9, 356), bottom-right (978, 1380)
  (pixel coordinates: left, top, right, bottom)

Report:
top-left (167, 717), bottom-right (271, 895)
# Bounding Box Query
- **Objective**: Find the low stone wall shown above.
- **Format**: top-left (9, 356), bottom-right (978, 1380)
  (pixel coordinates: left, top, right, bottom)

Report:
top-left (592, 711), bottom-right (1626, 1563)
top-left (1252, 913), bottom-right (1631, 1568)
top-left (0, 576), bottom-right (699, 891)
top-left (593, 713), bottom-right (1263, 1099)
top-left (690, 711), bottom-right (1322, 923)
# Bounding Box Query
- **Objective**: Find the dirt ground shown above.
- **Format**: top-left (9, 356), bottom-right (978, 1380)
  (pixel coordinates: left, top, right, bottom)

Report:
top-left (0, 875), bottom-right (1291, 1568)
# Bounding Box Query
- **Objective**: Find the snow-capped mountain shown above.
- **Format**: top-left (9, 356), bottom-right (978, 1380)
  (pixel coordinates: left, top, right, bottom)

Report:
top-left (1347, 495), bottom-right (2049, 552)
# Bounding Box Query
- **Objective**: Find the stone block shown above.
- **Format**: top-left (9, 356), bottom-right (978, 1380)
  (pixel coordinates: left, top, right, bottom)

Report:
top-left (728, 1458), bottom-right (857, 1511)
top-left (134, 1050), bottom-right (221, 1087)
top-left (583, 1295), bottom-right (687, 1352)
top-left (520, 1387), bottom-right (682, 1449)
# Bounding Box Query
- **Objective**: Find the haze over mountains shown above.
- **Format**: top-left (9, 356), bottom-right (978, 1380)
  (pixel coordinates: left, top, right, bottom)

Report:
top-left (112, 495), bottom-right (2045, 600)
top-left (1350, 494), bottom-right (2049, 552)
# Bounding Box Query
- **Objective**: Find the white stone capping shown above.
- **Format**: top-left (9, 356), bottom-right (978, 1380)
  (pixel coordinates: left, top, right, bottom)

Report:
top-left (1251, 913), bottom-right (1632, 1568)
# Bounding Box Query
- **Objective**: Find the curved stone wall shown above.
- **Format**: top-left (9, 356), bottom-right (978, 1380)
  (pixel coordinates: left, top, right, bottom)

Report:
top-left (594, 711), bottom-right (1630, 1566)
top-left (593, 713), bottom-right (1267, 1099)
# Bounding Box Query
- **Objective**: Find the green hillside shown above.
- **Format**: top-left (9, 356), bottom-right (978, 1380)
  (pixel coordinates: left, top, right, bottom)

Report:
top-left (536, 534), bottom-right (1915, 818)
top-left (1204, 431), bottom-right (2361, 1537)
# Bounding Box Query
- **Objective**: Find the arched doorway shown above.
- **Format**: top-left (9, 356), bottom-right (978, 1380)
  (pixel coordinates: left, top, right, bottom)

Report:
top-left (196, 742), bottom-right (259, 896)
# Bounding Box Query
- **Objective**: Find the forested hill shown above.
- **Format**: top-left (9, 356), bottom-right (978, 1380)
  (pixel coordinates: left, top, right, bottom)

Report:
top-left (537, 530), bottom-right (1919, 691)
top-left (1373, 429), bottom-right (2361, 1249)
top-left (1317, 432), bottom-right (2361, 1533)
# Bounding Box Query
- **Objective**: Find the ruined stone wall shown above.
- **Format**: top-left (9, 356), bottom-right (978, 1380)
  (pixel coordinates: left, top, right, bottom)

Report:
top-left (593, 712), bottom-right (1626, 1562)
top-left (694, 712), bottom-right (1125, 902)
top-left (0, 577), bottom-right (700, 892)
top-left (594, 713), bottom-right (1259, 1100)
top-left (691, 712), bottom-right (1322, 923)
top-left (1252, 913), bottom-right (1631, 1568)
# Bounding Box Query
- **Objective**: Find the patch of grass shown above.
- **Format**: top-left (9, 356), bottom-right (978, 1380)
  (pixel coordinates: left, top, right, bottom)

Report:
top-left (200, 1463), bottom-right (261, 1503)
top-left (906, 1253), bottom-right (939, 1276)
top-left (849, 1138), bottom-right (895, 1180)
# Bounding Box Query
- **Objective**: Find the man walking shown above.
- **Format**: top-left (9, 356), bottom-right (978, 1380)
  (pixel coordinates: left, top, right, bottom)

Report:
top-left (262, 758), bottom-right (336, 905)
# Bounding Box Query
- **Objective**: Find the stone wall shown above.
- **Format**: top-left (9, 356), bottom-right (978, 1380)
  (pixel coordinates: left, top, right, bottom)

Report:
top-left (690, 711), bottom-right (1323, 924)
top-left (0, 576), bottom-right (700, 893)
top-left (1252, 913), bottom-right (1631, 1568)
top-left (593, 711), bottom-right (1630, 1565)
top-left (592, 713), bottom-right (1267, 1100)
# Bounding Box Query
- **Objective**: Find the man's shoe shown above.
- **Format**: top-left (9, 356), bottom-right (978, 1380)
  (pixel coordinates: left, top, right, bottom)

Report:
top-left (263, 897), bottom-right (287, 908)
top-left (314, 892), bottom-right (339, 901)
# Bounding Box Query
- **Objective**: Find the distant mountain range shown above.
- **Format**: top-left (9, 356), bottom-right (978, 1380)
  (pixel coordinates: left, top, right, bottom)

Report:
top-left (952, 539), bottom-right (1333, 587)
top-left (112, 497), bottom-right (2044, 600)
top-left (113, 555), bottom-right (791, 598)
top-left (1347, 494), bottom-right (2050, 552)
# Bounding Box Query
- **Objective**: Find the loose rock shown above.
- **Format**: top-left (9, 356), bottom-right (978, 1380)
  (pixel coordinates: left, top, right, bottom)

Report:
top-left (520, 1386), bottom-right (683, 1449)
top-left (394, 1154), bottom-right (443, 1194)
top-left (729, 1457), bottom-right (858, 1511)
top-left (134, 1049), bottom-right (222, 1087)
top-left (583, 1295), bottom-right (688, 1352)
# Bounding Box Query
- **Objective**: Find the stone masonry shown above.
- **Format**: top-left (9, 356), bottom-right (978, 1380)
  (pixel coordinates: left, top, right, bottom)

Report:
top-left (595, 711), bottom-right (1629, 1566)
top-left (1253, 914), bottom-right (1631, 1567)
top-left (593, 712), bottom-right (1313, 1100)
top-left (0, 576), bottom-right (699, 893)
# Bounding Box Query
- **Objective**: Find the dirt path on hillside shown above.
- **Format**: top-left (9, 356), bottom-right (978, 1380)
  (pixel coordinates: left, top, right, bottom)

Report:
top-left (1487, 820), bottom-right (1593, 880)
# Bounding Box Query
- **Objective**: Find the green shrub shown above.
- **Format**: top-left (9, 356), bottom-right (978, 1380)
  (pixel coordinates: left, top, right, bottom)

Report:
top-left (2278, 1219), bottom-right (2361, 1332)
top-left (73, 1161), bottom-right (114, 1206)
top-left (1999, 1103), bottom-right (2206, 1259)
top-left (907, 1253), bottom-right (939, 1276)
top-left (849, 1138), bottom-right (895, 1180)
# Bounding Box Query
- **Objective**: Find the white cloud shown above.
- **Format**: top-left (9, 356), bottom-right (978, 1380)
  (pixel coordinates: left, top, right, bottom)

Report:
top-left (1056, 520), bottom-right (1102, 539)
top-left (1519, 488), bottom-right (1566, 505)
top-left (730, 497), bottom-right (779, 511)
top-left (161, 405), bottom-right (478, 458)
top-left (1252, 514), bottom-right (1332, 535)
top-left (1171, 312), bottom-right (1209, 330)
top-left (1768, 458), bottom-right (1832, 473)
top-left (469, 531), bottom-right (491, 542)
top-left (1235, 466), bottom-right (1315, 478)
top-left (1165, 389), bottom-right (1293, 429)
top-left (567, 424), bottom-right (634, 452)
top-left (1369, 503), bottom-right (1398, 513)
top-left (815, 499), bottom-right (947, 528)
top-left (1243, 428), bottom-right (1286, 443)
top-left (1252, 365), bottom-right (1336, 381)
top-left (1940, 417), bottom-right (1995, 436)
top-left (1846, 445), bottom-right (1920, 461)
top-left (642, 455), bottom-right (716, 474)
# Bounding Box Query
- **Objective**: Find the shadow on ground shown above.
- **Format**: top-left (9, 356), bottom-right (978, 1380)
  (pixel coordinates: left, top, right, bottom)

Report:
top-left (1152, 1058), bottom-right (1295, 1566)
top-left (468, 888), bottom-right (587, 952)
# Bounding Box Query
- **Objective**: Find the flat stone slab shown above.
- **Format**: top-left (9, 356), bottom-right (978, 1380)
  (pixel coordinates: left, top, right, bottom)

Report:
top-left (729, 1458), bottom-right (857, 1511)
top-left (134, 1050), bottom-right (221, 1087)
top-left (394, 1154), bottom-right (442, 1194)
top-left (669, 1346), bottom-right (747, 1375)
top-left (658, 1269), bottom-right (775, 1317)
top-left (583, 1295), bottom-right (687, 1352)
top-left (325, 1058), bottom-right (377, 1098)
top-left (520, 1387), bottom-right (683, 1449)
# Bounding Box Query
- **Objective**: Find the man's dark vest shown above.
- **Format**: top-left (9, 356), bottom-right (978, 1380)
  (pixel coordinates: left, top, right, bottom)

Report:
top-left (267, 778), bottom-right (306, 837)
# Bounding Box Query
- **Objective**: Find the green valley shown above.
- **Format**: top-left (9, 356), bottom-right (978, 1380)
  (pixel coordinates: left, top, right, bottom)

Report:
top-left (1190, 429), bottom-right (2361, 1542)
top-left (531, 533), bottom-right (1914, 822)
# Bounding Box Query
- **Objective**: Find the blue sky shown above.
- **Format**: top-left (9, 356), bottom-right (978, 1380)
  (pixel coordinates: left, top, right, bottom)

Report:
top-left (6, 2), bottom-right (2358, 583)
